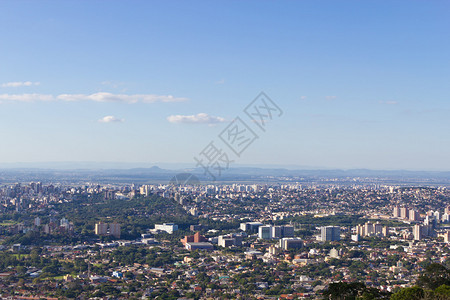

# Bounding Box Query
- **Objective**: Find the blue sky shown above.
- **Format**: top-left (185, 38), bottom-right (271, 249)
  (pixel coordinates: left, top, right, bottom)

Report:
top-left (0, 0), bottom-right (449, 170)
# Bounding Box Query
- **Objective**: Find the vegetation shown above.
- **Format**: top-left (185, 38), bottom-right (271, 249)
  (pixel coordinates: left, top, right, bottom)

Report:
top-left (322, 282), bottom-right (390, 299)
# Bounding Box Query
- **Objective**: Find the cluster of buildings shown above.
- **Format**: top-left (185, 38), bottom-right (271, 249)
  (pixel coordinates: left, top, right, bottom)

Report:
top-left (4, 179), bottom-right (450, 298)
top-left (393, 206), bottom-right (421, 221)
top-left (239, 222), bottom-right (296, 240)
top-left (217, 233), bottom-right (244, 247)
top-left (1, 216), bottom-right (74, 236)
top-left (391, 205), bottom-right (450, 241)
top-left (354, 221), bottom-right (389, 239)
top-left (393, 206), bottom-right (450, 224)
top-left (180, 232), bottom-right (213, 250)
top-left (257, 225), bottom-right (295, 240)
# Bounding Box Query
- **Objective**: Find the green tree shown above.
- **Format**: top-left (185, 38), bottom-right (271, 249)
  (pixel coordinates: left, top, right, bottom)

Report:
top-left (390, 286), bottom-right (424, 300)
top-left (417, 263), bottom-right (450, 290)
top-left (322, 282), bottom-right (389, 300)
top-left (322, 282), bottom-right (366, 299)
top-left (434, 284), bottom-right (450, 298)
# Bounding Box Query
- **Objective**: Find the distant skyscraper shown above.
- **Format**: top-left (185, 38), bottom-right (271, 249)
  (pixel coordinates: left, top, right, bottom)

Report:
top-left (400, 207), bottom-right (409, 219)
top-left (356, 224), bottom-right (365, 236)
top-left (374, 222), bottom-right (383, 235)
top-left (140, 185), bottom-right (150, 196)
top-left (393, 206), bottom-right (400, 218)
top-left (109, 223), bottom-right (121, 238)
top-left (364, 222), bottom-right (374, 236)
top-left (258, 225), bottom-right (272, 239)
top-left (424, 216), bottom-right (437, 229)
top-left (95, 222), bottom-right (108, 236)
top-left (321, 226), bottom-right (340, 241)
top-left (413, 224), bottom-right (423, 241)
top-left (409, 209), bottom-right (420, 221)
top-left (282, 225), bottom-right (295, 237)
top-left (272, 226), bottom-right (282, 239)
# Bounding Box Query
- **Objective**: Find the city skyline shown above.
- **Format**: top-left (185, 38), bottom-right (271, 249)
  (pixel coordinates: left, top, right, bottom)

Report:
top-left (1, 1), bottom-right (450, 171)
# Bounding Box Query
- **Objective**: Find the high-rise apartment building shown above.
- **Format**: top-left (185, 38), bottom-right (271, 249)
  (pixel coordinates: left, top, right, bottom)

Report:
top-left (282, 225), bottom-right (295, 237)
top-left (374, 222), bottom-right (383, 235)
top-left (382, 226), bottom-right (389, 237)
top-left (364, 222), bottom-right (374, 236)
top-left (356, 224), bottom-right (365, 236)
top-left (95, 222), bottom-right (108, 236)
top-left (400, 207), bottom-right (409, 219)
top-left (413, 224), bottom-right (423, 241)
top-left (393, 206), bottom-right (400, 218)
top-left (409, 209), bottom-right (420, 221)
top-left (109, 223), bottom-right (121, 238)
top-left (355, 222), bottom-right (386, 237)
top-left (321, 226), bottom-right (340, 241)
top-left (95, 222), bottom-right (120, 238)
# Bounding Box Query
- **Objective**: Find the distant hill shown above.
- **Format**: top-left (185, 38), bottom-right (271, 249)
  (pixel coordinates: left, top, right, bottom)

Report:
top-left (1, 163), bottom-right (450, 185)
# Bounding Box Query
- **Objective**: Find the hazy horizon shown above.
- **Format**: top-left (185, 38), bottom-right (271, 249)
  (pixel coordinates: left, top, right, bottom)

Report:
top-left (1, 161), bottom-right (450, 173)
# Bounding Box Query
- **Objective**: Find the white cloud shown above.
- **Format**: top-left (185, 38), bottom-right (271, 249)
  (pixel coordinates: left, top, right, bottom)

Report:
top-left (58, 92), bottom-right (187, 103)
top-left (215, 79), bottom-right (225, 84)
top-left (167, 113), bottom-right (226, 124)
top-left (1, 81), bottom-right (40, 87)
top-left (0, 93), bottom-right (54, 102)
top-left (326, 96), bottom-right (337, 100)
top-left (0, 92), bottom-right (188, 104)
top-left (300, 96), bottom-right (307, 100)
top-left (98, 115), bottom-right (124, 123)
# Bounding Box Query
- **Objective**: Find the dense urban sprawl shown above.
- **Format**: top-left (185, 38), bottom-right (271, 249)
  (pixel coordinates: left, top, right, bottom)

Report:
top-left (1, 181), bottom-right (450, 299)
